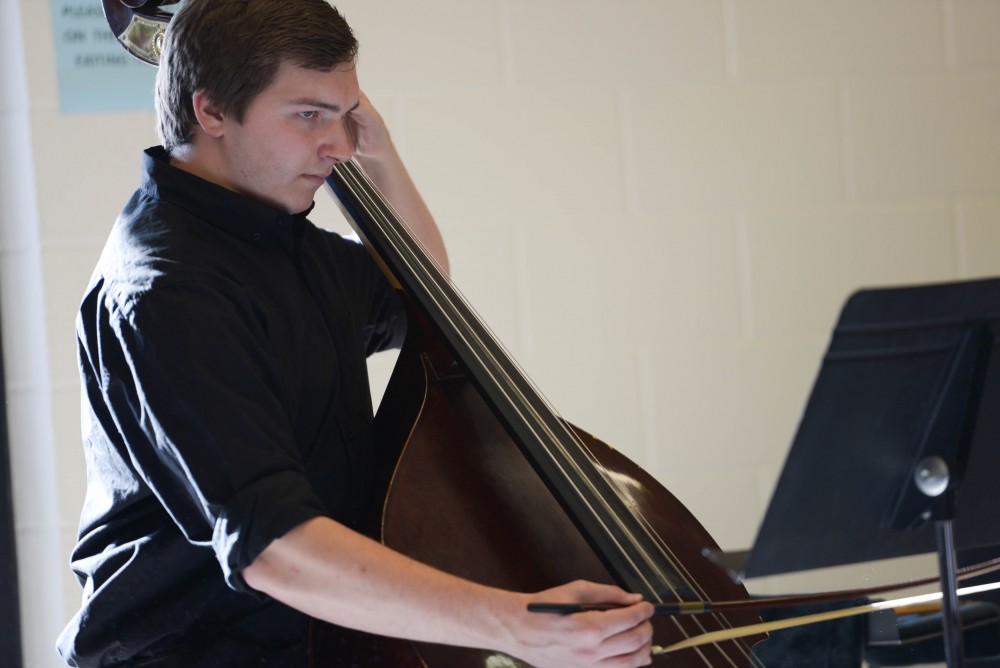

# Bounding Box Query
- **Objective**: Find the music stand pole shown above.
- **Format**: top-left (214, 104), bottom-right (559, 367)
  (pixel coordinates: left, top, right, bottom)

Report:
top-left (936, 519), bottom-right (965, 667)
top-left (914, 452), bottom-right (966, 667)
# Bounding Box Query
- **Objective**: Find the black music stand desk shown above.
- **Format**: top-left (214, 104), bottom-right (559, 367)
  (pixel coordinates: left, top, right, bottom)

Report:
top-left (742, 277), bottom-right (1000, 667)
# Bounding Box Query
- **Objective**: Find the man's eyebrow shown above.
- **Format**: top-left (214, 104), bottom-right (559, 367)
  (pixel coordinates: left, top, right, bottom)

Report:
top-left (291, 98), bottom-right (361, 113)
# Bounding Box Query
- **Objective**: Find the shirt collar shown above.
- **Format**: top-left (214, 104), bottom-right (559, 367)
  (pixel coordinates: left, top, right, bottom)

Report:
top-left (140, 146), bottom-right (314, 256)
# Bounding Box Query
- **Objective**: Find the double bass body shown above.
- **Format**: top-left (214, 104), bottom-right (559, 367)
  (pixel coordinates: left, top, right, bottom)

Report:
top-left (364, 301), bottom-right (766, 667)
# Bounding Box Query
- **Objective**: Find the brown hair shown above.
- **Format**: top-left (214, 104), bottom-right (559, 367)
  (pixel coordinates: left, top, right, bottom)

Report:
top-left (155, 0), bottom-right (359, 151)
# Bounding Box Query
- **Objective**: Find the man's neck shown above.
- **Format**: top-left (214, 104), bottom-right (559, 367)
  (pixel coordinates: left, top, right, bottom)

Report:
top-left (167, 140), bottom-right (234, 194)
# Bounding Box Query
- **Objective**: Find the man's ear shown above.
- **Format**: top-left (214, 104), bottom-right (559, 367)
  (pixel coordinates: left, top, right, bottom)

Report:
top-left (191, 90), bottom-right (227, 138)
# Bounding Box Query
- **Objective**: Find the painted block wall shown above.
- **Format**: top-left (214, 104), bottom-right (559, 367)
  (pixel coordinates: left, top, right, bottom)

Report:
top-left (3, 0), bottom-right (1000, 665)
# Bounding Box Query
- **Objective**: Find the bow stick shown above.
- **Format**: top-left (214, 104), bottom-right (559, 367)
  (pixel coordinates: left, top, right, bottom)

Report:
top-left (651, 580), bottom-right (1000, 655)
top-left (529, 556), bottom-right (1000, 616)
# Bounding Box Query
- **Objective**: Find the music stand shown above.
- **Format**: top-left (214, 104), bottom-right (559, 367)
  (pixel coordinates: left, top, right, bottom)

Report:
top-left (741, 277), bottom-right (1000, 668)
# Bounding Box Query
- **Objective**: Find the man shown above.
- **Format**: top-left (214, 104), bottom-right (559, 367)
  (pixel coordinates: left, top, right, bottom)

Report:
top-left (57, 1), bottom-right (654, 666)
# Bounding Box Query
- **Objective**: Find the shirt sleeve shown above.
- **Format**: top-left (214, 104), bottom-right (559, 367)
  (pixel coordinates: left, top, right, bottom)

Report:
top-left (101, 280), bottom-right (327, 592)
top-left (318, 229), bottom-right (407, 355)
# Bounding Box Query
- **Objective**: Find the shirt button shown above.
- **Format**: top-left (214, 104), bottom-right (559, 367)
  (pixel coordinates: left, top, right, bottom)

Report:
top-left (252, 232), bottom-right (262, 242)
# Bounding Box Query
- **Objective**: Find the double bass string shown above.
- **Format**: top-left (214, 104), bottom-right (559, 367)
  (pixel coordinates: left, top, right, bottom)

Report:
top-left (330, 161), bottom-right (758, 666)
top-left (330, 161), bottom-right (675, 578)
top-left (331, 161), bottom-right (761, 666)
top-left (329, 161), bottom-right (765, 666)
top-left (330, 161), bottom-right (683, 590)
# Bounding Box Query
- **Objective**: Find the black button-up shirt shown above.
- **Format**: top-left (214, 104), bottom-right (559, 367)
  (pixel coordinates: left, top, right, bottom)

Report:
top-left (57, 147), bottom-right (406, 667)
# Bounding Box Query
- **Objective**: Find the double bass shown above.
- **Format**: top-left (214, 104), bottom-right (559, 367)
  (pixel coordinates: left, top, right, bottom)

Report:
top-left (102, 2), bottom-right (767, 665)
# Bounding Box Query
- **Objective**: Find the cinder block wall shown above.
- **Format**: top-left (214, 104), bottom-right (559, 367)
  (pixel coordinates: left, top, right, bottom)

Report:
top-left (4, 1), bottom-right (1000, 665)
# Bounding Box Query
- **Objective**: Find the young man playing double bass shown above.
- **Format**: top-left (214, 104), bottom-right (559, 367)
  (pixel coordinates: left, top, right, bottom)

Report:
top-left (57, 1), bottom-right (654, 666)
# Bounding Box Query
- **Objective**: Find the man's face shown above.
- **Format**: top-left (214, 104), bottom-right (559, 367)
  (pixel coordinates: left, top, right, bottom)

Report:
top-left (215, 60), bottom-right (361, 214)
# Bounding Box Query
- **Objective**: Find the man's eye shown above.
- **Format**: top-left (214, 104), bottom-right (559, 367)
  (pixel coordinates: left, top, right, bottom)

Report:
top-left (299, 111), bottom-right (318, 119)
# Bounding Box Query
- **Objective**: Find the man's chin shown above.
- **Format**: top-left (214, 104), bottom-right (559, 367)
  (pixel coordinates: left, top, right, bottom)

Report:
top-left (284, 188), bottom-right (322, 215)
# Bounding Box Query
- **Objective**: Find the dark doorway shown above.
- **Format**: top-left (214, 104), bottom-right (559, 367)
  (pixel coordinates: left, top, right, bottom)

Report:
top-left (0, 311), bottom-right (24, 664)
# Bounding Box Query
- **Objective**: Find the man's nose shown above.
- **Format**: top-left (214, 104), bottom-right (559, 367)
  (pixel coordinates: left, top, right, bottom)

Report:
top-left (321, 122), bottom-right (353, 164)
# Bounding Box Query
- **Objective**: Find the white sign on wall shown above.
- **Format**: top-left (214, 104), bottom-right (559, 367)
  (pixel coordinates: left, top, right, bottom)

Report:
top-left (51, 1), bottom-right (158, 113)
